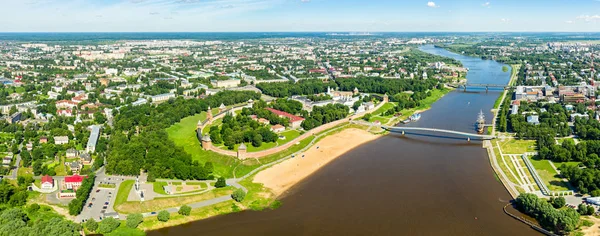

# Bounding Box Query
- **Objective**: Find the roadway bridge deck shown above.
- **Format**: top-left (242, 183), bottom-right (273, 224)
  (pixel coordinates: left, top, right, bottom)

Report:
top-left (354, 121), bottom-right (495, 140)
top-left (460, 83), bottom-right (514, 92)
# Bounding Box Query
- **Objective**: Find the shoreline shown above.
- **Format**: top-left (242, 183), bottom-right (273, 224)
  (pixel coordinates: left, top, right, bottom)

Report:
top-left (253, 128), bottom-right (378, 197)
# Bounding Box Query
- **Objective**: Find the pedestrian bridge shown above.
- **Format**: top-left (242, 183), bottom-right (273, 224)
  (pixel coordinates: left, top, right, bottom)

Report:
top-left (354, 121), bottom-right (496, 140)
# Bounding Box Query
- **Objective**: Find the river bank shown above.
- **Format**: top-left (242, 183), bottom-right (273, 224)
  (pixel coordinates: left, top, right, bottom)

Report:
top-left (253, 128), bottom-right (378, 197)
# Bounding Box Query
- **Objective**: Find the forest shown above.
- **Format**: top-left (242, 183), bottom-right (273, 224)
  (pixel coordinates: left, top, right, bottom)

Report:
top-left (256, 80), bottom-right (337, 97)
top-left (301, 104), bottom-right (350, 130)
top-left (106, 91), bottom-right (260, 178)
top-left (208, 113), bottom-right (278, 149)
top-left (515, 193), bottom-right (579, 234)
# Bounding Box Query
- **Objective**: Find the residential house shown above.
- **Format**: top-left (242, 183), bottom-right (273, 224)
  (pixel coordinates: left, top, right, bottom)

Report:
top-left (66, 149), bottom-right (79, 158)
top-left (527, 115), bottom-right (540, 125)
top-left (54, 136), bottom-right (69, 145)
top-left (69, 161), bottom-right (82, 173)
top-left (41, 175), bottom-right (54, 189)
top-left (80, 153), bottom-right (92, 165)
top-left (271, 124), bottom-right (285, 133)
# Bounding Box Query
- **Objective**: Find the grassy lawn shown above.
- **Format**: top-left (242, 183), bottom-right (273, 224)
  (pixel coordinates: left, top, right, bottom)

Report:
top-left (216, 141), bottom-right (278, 152)
top-left (18, 167), bottom-right (33, 178)
top-left (105, 222), bottom-right (145, 236)
top-left (498, 139), bottom-right (536, 154)
top-left (276, 129), bottom-right (301, 145)
top-left (138, 200), bottom-right (239, 231)
top-left (98, 183), bottom-right (116, 188)
top-left (185, 182), bottom-right (208, 188)
top-left (492, 141), bottom-right (519, 185)
top-left (115, 187), bottom-right (234, 214)
top-left (114, 180), bottom-right (134, 210)
top-left (171, 182), bottom-right (182, 186)
top-left (215, 129), bottom-right (303, 152)
top-left (528, 156), bottom-right (570, 192)
top-left (166, 113), bottom-right (239, 178)
top-left (53, 159), bottom-right (67, 176)
top-left (153, 182), bottom-right (168, 195)
top-left (34, 179), bottom-right (41, 188)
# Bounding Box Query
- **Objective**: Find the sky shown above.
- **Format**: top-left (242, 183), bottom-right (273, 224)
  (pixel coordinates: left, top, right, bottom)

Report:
top-left (1, 0), bottom-right (600, 32)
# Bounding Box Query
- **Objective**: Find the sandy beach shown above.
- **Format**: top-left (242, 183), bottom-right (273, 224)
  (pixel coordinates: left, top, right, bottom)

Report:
top-left (253, 128), bottom-right (378, 196)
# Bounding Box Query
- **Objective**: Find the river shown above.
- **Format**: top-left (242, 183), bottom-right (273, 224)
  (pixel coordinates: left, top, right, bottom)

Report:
top-left (148, 45), bottom-right (539, 235)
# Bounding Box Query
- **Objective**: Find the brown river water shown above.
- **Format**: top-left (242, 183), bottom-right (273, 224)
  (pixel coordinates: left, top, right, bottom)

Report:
top-left (148, 45), bottom-right (539, 236)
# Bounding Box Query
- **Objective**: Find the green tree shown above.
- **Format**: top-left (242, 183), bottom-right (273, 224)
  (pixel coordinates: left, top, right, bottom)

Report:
top-left (157, 210), bottom-right (170, 222)
top-left (550, 197), bottom-right (566, 209)
top-left (84, 218), bottom-right (98, 232)
top-left (178, 205), bottom-right (191, 216)
top-left (126, 213), bottom-right (143, 228)
top-left (252, 133), bottom-right (262, 147)
top-left (98, 217), bottom-right (120, 234)
top-left (231, 189), bottom-right (246, 202)
top-left (214, 177), bottom-right (226, 188)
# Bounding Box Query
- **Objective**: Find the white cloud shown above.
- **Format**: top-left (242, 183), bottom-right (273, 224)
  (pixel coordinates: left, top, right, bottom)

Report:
top-left (565, 20), bottom-right (574, 24)
top-left (577, 15), bottom-right (600, 22)
top-left (500, 18), bottom-right (510, 23)
top-left (427, 2), bottom-right (438, 8)
top-left (301, 0), bottom-right (310, 2)
top-left (482, 2), bottom-right (490, 8)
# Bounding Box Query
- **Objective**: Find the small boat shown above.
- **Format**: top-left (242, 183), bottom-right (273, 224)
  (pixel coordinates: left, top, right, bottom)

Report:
top-left (410, 113), bottom-right (421, 121)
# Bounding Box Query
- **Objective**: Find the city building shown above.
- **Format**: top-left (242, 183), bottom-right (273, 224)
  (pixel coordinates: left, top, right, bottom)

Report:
top-left (86, 125), bottom-right (101, 153)
top-left (54, 136), bottom-right (69, 145)
top-left (41, 175), bottom-right (54, 189)
top-left (265, 108), bottom-right (305, 129)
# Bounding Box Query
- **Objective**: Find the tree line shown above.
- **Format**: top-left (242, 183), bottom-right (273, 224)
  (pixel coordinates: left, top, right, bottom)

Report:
top-left (67, 174), bottom-right (95, 215)
top-left (301, 104), bottom-right (350, 130)
top-left (515, 193), bottom-right (579, 234)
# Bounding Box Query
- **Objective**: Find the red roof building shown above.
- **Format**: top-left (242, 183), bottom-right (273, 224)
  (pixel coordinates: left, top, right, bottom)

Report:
top-left (64, 175), bottom-right (83, 190)
top-left (265, 108), bottom-right (305, 129)
top-left (41, 175), bottom-right (54, 189)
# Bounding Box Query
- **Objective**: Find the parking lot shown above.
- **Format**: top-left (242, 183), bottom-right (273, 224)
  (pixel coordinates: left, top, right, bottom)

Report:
top-left (77, 178), bottom-right (120, 222)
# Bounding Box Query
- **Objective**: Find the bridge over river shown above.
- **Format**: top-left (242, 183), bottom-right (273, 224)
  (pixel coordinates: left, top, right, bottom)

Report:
top-left (353, 121), bottom-right (496, 141)
top-left (459, 83), bottom-right (514, 92)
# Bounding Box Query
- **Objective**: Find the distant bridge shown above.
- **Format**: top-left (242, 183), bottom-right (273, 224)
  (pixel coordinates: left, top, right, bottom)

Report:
top-left (354, 121), bottom-right (496, 141)
top-left (460, 83), bottom-right (513, 92)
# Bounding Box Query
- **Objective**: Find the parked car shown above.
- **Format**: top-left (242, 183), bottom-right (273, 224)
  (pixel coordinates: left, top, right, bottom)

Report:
top-left (96, 189), bottom-right (100, 193)
top-left (88, 203), bottom-right (93, 208)
top-left (92, 197), bottom-right (96, 201)
top-left (151, 212), bottom-right (156, 215)
top-left (104, 202), bottom-right (109, 205)
top-left (102, 206), bottom-right (107, 210)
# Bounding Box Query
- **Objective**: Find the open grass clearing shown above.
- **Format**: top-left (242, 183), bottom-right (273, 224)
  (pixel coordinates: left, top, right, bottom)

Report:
top-left (498, 139), bottom-right (536, 154)
top-left (528, 156), bottom-right (570, 192)
top-left (114, 180), bottom-right (134, 210)
top-left (153, 182), bottom-right (168, 195)
top-left (115, 187), bottom-right (234, 214)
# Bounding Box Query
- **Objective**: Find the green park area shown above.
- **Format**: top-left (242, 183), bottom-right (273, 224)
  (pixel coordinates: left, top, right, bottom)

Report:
top-left (213, 129), bottom-right (302, 152)
top-left (527, 156), bottom-right (571, 192)
top-left (497, 139), bottom-right (537, 154)
top-left (115, 186), bottom-right (234, 214)
top-left (165, 112), bottom-right (238, 177)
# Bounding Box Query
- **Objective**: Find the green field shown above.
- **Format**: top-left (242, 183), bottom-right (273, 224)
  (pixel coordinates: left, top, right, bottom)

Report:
top-left (166, 113), bottom-right (239, 178)
top-left (528, 156), bottom-right (571, 192)
top-left (153, 182), bottom-right (168, 195)
top-left (498, 139), bottom-right (536, 154)
top-left (114, 180), bottom-right (134, 210)
top-left (185, 182), bottom-right (208, 188)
